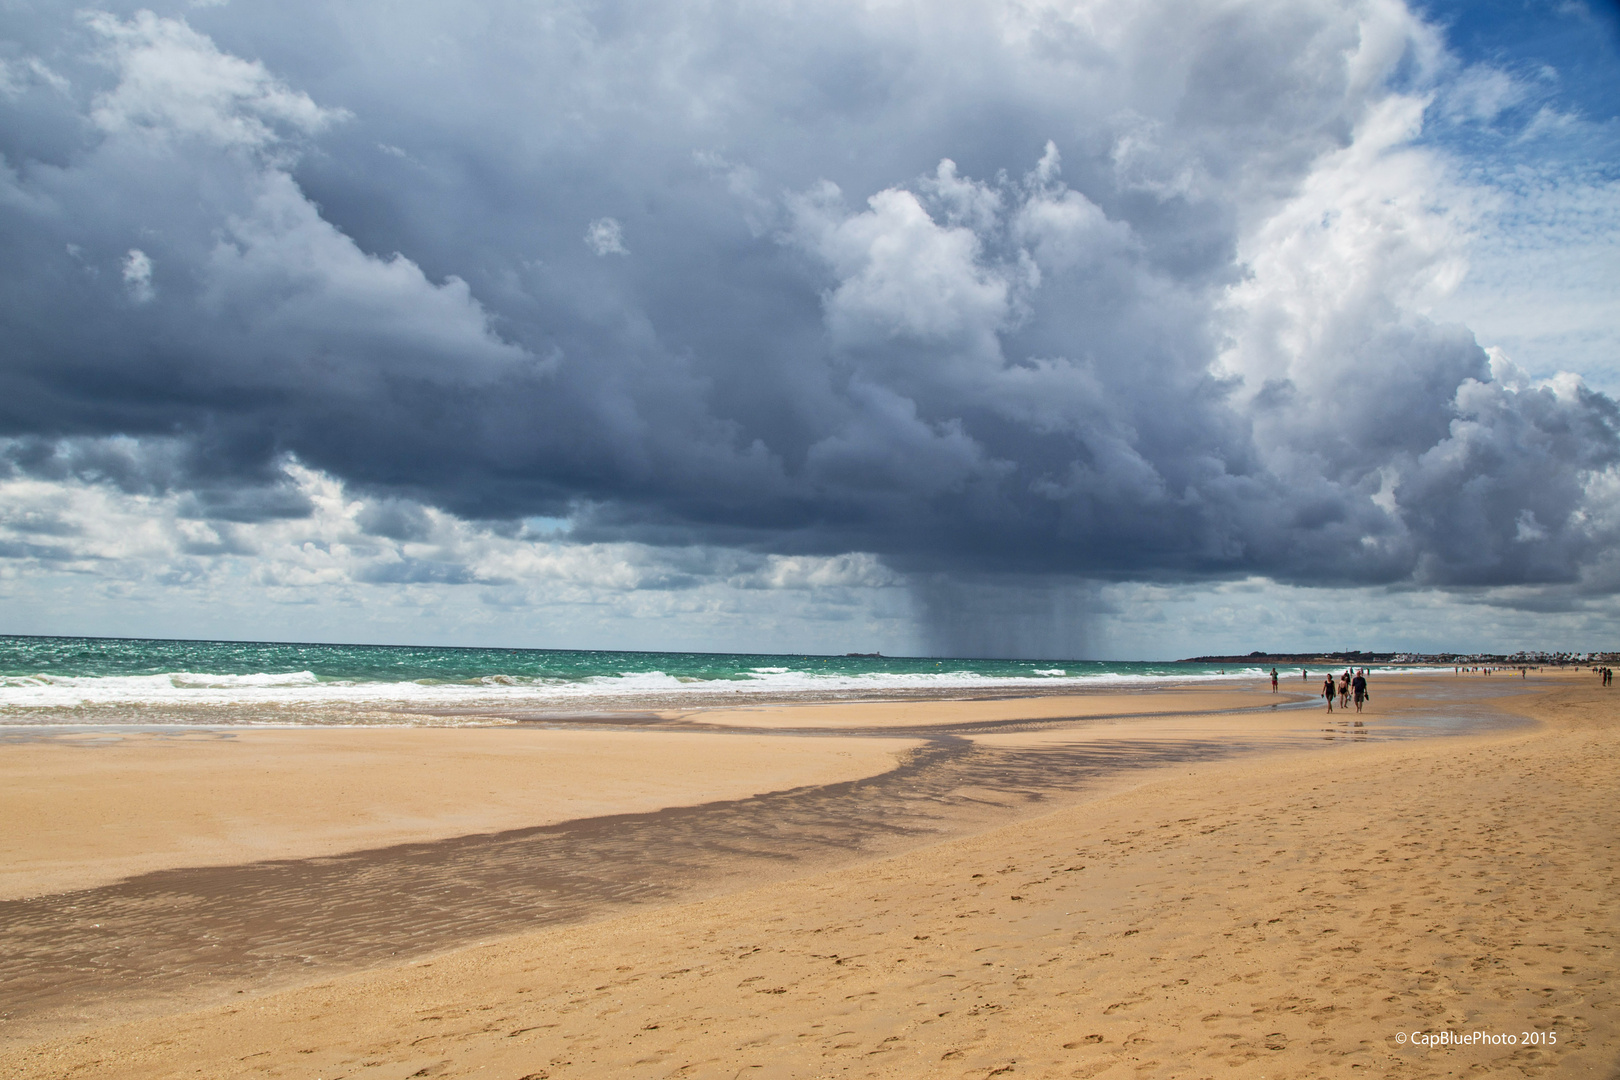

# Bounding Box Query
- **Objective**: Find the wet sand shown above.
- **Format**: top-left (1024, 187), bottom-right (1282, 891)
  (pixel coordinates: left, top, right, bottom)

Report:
top-left (0, 684), bottom-right (1331, 903)
top-left (666, 683), bottom-right (1321, 731)
top-left (3, 672), bottom-right (1614, 1078)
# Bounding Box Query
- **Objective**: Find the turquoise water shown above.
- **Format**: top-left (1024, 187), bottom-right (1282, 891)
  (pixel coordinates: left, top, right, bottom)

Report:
top-left (0, 634), bottom-right (1242, 684)
top-left (0, 634), bottom-right (1266, 724)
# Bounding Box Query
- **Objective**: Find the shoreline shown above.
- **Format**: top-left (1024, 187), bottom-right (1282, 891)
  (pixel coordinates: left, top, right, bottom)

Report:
top-left (3, 672), bottom-right (1612, 1077)
top-left (0, 664), bottom-right (1493, 729)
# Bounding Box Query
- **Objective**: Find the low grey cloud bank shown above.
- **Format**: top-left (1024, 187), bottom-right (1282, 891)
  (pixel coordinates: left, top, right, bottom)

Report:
top-left (0, 0), bottom-right (1615, 654)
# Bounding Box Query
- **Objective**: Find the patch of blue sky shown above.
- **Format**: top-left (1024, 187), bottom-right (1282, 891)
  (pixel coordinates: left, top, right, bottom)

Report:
top-left (521, 516), bottom-right (571, 537)
top-left (1420, 1), bottom-right (1619, 116)
top-left (1412, 1), bottom-right (1620, 391)
top-left (1413, 0), bottom-right (1618, 171)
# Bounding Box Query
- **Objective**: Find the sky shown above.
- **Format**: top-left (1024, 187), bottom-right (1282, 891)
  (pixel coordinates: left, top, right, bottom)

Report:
top-left (0, 0), bottom-right (1617, 659)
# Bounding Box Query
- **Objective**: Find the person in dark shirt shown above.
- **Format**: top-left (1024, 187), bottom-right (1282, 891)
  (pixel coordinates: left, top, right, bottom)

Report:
top-left (1352, 671), bottom-right (1367, 712)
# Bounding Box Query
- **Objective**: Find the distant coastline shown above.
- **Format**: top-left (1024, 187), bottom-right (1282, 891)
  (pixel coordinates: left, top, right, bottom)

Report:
top-left (1181, 650), bottom-right (1616, 665)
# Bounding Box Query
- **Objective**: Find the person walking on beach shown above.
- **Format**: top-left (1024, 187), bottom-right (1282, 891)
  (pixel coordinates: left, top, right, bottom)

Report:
top-left (1338, 670), bottom-right (1350, 709)
top-left (1322, 675), bottom-right (1335, 712)
top-left (1352, 670), bottom-right (1367, 712)
top-left (1271, 667), bottom-right (1279, 693)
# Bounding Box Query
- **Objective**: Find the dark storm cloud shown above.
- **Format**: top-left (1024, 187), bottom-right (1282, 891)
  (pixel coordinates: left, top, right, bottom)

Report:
top-left (0, 0), bottom-right (1615, 622)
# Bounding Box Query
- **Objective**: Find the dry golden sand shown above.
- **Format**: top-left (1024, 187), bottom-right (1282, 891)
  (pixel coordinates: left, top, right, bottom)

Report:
top-left (0, 726), bottom-right (915, 900)
top-left (3, 675), bottom-right (1616, 1078)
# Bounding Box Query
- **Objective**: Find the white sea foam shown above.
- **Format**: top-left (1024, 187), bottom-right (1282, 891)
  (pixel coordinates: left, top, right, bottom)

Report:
top-left (0, 664), bottom-right (1283, 714)
top-left (1, 663), bottom-right (1456, 723)
top-left (167, 670), bottom-right (323, 689)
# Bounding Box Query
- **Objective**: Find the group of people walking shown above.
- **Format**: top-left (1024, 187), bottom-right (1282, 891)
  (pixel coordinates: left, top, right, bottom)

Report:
top-left (1318, 668), bottom-right (1367, 712)
top-left (1266, 666), bottom-right (1370, 712)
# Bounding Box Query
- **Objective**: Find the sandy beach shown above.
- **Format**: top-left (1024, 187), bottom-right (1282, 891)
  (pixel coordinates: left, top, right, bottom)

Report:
top-left (2, 672), bottom-right (1614, 1078)
top-left (0, 726), bottom-right (917, 901)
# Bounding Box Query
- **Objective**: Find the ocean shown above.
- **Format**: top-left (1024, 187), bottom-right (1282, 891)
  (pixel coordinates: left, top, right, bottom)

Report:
top-left (0, 634), bottom-right (1269, 726)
